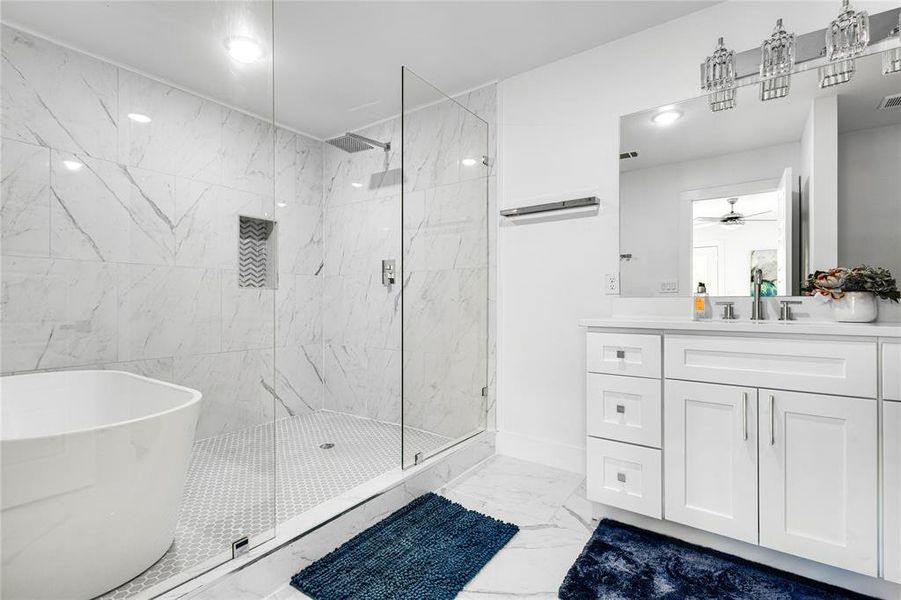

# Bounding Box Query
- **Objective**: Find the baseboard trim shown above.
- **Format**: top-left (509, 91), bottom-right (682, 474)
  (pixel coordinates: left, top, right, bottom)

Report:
top-left (495, 430), bottom-right (584, 473)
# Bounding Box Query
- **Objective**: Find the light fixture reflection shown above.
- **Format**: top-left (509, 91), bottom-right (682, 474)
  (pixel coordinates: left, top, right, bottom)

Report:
top-left (277, 201), bottom-right (288, 208)
top-left (461, 158), bottom-right (478, 166)
top-left (651, 110), bottom-right (681, 126)
top-left (351, 182), bottom-right (363, 188)
top-left (127, 112), bottom-right (152, 124)
top-left (226, 36), bottom-right (264, 64)
top-left (883, 12), bottom-right (901, 76)
top-left (62, 160), bottom-right (84, 172)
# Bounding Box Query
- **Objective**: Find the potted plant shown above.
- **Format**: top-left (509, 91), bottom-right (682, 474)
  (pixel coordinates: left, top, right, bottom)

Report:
top-left (801, 265), bottom-right (900, 322)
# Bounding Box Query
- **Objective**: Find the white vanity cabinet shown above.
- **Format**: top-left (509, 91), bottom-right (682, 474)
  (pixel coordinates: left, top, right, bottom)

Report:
top-left (759, 389), bottom-right (877, 576)
top-left (582, 320), bottom-right (898, 583)
top-left (664, 380), bottom-right (758, 544)
top-left (886, 400), bottom-right (901, 584)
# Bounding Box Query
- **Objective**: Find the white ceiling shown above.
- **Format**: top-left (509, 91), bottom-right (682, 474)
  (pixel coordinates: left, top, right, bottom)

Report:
top-left (621, 50), bottom-right (901, 172)
top-left (2, 0), bottom-right (715, 139)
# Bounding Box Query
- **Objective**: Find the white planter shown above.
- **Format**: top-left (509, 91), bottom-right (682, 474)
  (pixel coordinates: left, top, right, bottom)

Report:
top-left (832, 291), bottom-right (878, 323)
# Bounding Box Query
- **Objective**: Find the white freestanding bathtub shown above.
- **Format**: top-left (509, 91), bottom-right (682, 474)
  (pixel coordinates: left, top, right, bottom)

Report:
top-left (1, 370), bottom-right (202, 600)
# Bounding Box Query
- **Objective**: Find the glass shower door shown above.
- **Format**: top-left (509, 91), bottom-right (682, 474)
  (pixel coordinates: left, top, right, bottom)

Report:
top-left (401, 67), bottom-right (489, 468)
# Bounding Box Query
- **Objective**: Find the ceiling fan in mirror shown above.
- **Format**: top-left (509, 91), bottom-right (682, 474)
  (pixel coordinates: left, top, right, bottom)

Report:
top-left (693, 198), bottom-right (776, 229)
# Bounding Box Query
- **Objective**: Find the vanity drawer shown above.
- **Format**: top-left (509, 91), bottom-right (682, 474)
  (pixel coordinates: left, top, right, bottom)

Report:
top-left (664, 335), bottom-right (877, 398)
top-left (586, 438), bottom-right (661, 518)
top-left (587, 374), bottom-right (661, 447)
top-left (883, 340), bottom-right (901, 401)
top-left (587, 332), bottom-right (661, 379)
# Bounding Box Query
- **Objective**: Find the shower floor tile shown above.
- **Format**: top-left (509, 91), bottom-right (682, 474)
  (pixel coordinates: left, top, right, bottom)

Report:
top-left (99, 412), bottom-right (449, 600)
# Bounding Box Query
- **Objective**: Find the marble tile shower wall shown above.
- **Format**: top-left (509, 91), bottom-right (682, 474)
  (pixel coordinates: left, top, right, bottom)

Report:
top-left (0, 26), bottom-right (323, 439)
top-left (321, 83), bottom-right (497, 439)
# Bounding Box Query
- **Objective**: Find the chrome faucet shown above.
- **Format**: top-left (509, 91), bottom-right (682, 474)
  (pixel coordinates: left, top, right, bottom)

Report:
top-left (751, 268), bottom-right (765, 321)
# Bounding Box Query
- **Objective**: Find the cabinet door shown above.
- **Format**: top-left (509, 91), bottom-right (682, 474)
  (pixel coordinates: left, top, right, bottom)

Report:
top-left (885, 401), bottom-right (901, 584)
top-left (664, 380), bottom-right (758, 544)
top-left (759, 389), bottom-right (877, 576)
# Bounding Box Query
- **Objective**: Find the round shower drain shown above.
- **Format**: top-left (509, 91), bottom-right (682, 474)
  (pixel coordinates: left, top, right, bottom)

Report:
top-left (319, 442), bottom-right (335, 449)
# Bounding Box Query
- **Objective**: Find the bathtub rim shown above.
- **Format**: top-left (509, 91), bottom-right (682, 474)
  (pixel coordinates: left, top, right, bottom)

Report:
top-left (0, 370), bottom-right (203, 443)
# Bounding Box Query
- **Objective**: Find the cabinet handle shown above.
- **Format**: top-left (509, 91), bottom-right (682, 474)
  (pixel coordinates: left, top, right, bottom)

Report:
top-left (741, 392), bottom-right (748, 441)
top-left (769, 394), bottom-right (775, 446)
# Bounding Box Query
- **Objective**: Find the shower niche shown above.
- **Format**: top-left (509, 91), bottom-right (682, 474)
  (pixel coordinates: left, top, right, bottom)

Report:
top-left (238, 216), bottom-right (278, 289)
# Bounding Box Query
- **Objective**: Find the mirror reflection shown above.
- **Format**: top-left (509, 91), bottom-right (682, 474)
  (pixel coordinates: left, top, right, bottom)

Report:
top-left (619, 51), bottom-right (901, 298)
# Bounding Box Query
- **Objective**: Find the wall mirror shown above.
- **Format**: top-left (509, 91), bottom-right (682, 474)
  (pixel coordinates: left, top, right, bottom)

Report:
top-left (619, 50), bottom-right (901, 298)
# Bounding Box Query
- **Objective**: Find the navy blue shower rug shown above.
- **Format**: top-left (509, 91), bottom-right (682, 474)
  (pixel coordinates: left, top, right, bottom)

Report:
top-left (290, 492), bottom-right (518, 600)
top-left (560, 519), bottom-right (874, 600)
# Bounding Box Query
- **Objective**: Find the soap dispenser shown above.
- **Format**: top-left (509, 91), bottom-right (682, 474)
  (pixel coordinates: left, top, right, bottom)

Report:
top-left (693, 282), bottom-right (711, 320)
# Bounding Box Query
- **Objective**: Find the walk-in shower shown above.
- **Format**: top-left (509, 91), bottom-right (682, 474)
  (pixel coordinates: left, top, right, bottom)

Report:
top-left (0, 1), bottom-right (492, 598)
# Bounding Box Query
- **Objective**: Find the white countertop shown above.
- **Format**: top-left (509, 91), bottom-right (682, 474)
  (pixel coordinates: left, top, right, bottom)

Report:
top-left (578, 317), bottom-right (901, 338)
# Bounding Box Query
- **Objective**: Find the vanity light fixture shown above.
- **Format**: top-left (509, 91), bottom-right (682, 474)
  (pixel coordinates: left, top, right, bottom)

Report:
top-left (461, 158), bottom-right (478, 166)
top-left (651, 110), bottom-right (681, 125)
top-left (883, 12), bottom-right (901, 75)
top-left (701, 37), bottom-right (737, 112)
top-left (759, 19), bottom-right (795, 101)
top-left (127, 112), bottom-right (152, 124)
top-left (819, 0), bottom-right (869, 88)
top-left (226, 36), bottom-right (264, 64)
top-left (62, 160), bottom-right (84, 172)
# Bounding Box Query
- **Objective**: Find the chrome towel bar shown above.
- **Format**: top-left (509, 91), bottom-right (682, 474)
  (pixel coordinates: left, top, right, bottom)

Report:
top-left (500, 196), bottom-right (599, 217)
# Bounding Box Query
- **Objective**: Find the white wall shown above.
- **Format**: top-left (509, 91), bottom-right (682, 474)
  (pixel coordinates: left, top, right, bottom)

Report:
top-left (838, 123), bottom-right (901, 276)
top-left (806, 95), bottom-right (839, 272)
top-left (496, 1), bottom-right (895, 471)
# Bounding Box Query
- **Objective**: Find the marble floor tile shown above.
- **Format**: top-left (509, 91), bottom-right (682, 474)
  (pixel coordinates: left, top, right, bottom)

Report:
top-left (256, 455), bottom-right (591, 600)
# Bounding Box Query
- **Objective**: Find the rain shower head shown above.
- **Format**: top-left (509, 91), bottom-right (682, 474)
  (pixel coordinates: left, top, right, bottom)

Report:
top-left (325, 132), bottom-right (391, 153)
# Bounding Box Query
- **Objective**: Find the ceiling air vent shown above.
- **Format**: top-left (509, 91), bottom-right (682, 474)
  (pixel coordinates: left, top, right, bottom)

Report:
top-left (619, 150), bottom-right (639, 160)
top-left (878, 93), bottom-right (901, 110)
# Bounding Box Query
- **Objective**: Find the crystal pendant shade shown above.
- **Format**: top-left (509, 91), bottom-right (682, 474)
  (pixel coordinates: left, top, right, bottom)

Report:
top-left (759, 19), bottom-right (795, 101)
top-left (820, 0), bottom-right (869, 88)
top-left (883, 13), bottom-right (901, 76)
top-left (702, 37), bottom-right (736, 112)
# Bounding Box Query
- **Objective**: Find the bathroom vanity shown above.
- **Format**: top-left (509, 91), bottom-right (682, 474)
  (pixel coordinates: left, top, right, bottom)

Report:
top-left (580, 318), bottom-right (901, 583)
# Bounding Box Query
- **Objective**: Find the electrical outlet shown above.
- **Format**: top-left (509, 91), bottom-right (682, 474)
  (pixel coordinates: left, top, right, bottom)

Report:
top-left (659, 279), bottom-right (679, 293)
top-left (604, 273), bottom-right (620, 295)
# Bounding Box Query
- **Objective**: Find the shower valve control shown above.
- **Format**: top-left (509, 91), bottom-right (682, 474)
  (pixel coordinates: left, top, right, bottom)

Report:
top-left (382, 259), bottom-right (396, 287)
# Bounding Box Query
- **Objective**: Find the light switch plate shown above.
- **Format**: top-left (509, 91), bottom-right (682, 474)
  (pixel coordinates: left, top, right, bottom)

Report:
top-left (604, 273), bottom-right (619, 295)
top-left (658, 279), bottom-right (678, 293)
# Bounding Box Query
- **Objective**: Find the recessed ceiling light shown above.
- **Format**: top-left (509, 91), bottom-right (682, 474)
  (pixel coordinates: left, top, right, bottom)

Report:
top-left (226, 36), bottom-right (263, 64)
top-left (127, 112), bottom-right (152, 124)
top-left (62, 160), bottom-right (84, 172)
top-left (651, 110), bottom-right (682, 126)
top-left (461, 158), bottom-right (478, 167)
top-left (351, 182), bottom-right (363, 188)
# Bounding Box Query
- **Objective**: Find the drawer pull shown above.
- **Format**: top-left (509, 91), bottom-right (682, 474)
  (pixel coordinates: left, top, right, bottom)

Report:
top-left (616, 404), bottom-right (626, 414)
top-left (615, 350), bottom-right (626, 359)
top-left (769, 394), bottom-right (775, 446)
top-left (617, 472), bottom-right (627, 483)
top-left (741, 392), bottom-right (748, 441)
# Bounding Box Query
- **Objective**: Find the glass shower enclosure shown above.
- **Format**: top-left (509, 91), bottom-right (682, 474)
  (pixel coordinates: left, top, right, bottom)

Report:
top-left (0, 3), bottom-right (490, 596)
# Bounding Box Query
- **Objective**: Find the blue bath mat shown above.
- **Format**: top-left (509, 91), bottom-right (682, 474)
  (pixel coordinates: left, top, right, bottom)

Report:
top-left (560, 519), bottom-right (874, 599)
top-left (290, 492), bottom-right (518, 599)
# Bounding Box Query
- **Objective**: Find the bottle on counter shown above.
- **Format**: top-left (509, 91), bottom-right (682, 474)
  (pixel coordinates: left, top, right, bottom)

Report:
top-left (693, 282), bottom-right (711, 320)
